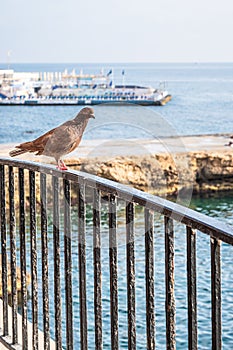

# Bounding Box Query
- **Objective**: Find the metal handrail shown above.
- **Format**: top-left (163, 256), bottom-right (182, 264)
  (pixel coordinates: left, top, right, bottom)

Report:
top-left (0, 157), bottom-right (232, 349)
top-left (0, 157), bottom-right (232, 243)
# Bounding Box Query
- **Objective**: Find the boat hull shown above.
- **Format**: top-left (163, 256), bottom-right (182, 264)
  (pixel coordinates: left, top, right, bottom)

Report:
top-left (0, 95), bottom-right (172, 106)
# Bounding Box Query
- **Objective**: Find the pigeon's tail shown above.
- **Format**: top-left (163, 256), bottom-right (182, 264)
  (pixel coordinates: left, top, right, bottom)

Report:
top-left (9, 148), bottom-right (28, 157)
top-left (9, 141), bottom-right (35, 158)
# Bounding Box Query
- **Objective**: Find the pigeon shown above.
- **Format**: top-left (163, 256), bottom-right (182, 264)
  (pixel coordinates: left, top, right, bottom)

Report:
top-left (9, 107), bottom-right (95, 170)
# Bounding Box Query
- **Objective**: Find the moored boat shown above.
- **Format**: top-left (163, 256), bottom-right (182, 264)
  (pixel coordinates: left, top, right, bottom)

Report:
top-left (0, 68), bottom-right (172, 106)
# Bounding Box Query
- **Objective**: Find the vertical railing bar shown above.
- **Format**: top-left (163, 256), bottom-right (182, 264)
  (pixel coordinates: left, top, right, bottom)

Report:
top-left (40, 172), bottom-right (50, 349)
top-left (109, 194), bottom-right (119, 350)
top-left (53, 176), bottom-right (62, 350)
top-left (211, 237), bottom-right (222, 350)
top-left (9, 165), bottom-right (18, 344)
top-left (78, 181), bottom-right (88, 350)
top-left (63, 179), bottom-right (73, 350)
top-left (165, 216), bottom-right (176, 350)
top-left (19, 167), bottom-right (28, 349)
top-left (126, 201), bottom-right (136, 350)
top-left (93, 188), bottom-right (102, 350)
top-left (186, 226), bottom-right (197, 350)
top-left (0, 165), bottom-right (8, 336)
top-left (29, 170), bottom-right (38, 350)
top-left (145, 208), bottom-right (155, 350)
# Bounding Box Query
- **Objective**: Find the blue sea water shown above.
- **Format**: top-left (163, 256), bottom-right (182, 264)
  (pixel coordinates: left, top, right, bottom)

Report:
top-left (1, 62), bottom-right (233, 348)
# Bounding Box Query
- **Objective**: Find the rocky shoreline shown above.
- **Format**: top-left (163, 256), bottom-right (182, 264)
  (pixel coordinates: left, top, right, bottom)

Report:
top-left (76, 150), bottom-right (233, 196)
top-left (1, 134), bottom-right (233, 196)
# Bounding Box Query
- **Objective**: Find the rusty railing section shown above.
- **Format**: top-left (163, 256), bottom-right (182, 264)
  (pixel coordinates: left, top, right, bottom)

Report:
top-left (0, 158), bottom-right (232, 349)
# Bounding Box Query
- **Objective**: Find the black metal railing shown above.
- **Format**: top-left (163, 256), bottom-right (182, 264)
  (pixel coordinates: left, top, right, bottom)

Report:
top-left (0, 157), bottom-right (232, 349)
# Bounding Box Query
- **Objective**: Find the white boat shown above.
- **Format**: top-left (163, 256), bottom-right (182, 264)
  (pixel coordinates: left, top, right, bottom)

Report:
top-left (0, 69), bottom-right (172, 106)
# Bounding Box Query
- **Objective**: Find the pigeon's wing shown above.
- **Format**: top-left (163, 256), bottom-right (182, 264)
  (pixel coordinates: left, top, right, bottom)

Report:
top-left (33, 120), bottom-right (76, 155)
top-left (32, 120), bottom-right (74, 148)
top-left (28, 127), bottom-right (57, 152)
top-left (42, 123), bottom-right (80, 157)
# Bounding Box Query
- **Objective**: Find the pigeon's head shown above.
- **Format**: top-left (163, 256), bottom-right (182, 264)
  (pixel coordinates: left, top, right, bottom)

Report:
top-left (74, 107), bottom-right (95, 122)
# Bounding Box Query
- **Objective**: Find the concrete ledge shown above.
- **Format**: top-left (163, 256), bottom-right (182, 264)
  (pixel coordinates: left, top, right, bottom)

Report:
top-left (1, 134), bottom-right (233, 160)
top-left (0, 300), bottom-right (56, 349)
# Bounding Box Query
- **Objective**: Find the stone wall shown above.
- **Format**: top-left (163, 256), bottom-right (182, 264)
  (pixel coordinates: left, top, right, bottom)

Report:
top-left (67, 149), bottom-right (233, 196)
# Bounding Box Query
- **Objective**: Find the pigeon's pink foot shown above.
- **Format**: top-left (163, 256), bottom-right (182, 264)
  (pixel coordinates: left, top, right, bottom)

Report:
top-left (56, 165), bottom-right (68, 171)
top-left (57, 160), bottom-right (68, 171)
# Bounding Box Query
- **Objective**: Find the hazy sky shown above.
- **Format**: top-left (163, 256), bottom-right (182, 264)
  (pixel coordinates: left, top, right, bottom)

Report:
top-left (1, 0), bottom-right (233, 63)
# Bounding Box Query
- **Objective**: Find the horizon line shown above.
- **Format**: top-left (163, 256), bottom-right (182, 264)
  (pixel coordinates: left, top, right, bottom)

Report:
top-left (0, 61), bottom-right (233, 65)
